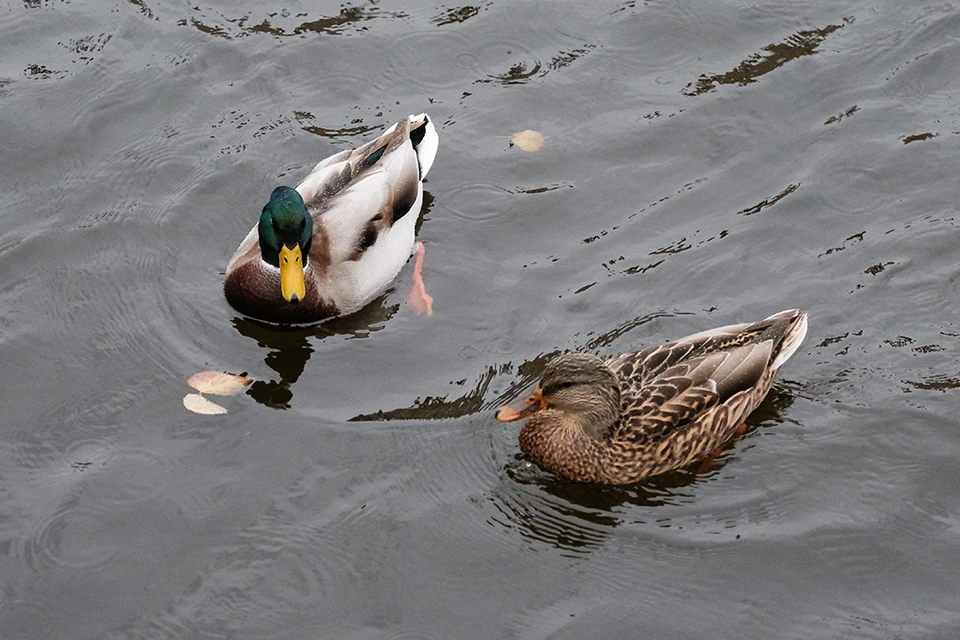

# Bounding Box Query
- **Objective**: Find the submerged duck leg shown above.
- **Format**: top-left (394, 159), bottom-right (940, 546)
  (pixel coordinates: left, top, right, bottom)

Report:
top-left (696, 423), bottom-right (749, 474)
top-left (409, 242), bottom-right (434, 316)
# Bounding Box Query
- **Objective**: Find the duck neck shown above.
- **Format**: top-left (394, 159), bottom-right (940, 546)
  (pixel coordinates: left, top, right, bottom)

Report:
top-left (566, 403), bottom-right (620, 441)
top-left (519, 409), bottom-right (618, 484)
top-left (521, 401), bottom-right (619, 454)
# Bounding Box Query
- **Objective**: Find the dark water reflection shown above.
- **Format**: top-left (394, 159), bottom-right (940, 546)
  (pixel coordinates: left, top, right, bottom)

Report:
top-left (4, 0), bottom-right (960, 637)
top-left (683, 18), bottom-right (852, 96)
top-left (232, 295), bottom-right (398, 409)
top-left (350, 309), bottom-right (690, 421)
top-left (180, 4), bottom-right (407, 39)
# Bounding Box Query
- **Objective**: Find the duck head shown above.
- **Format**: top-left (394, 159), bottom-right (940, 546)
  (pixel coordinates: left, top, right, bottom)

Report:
top-left (258, 186), bottom-right (314, 303)
top-left (497, 353), bottom-right (621, 434)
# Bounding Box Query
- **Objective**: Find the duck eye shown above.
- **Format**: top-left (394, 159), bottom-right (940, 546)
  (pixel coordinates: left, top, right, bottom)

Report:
top-left (555, 381), bottom-right (575, 391)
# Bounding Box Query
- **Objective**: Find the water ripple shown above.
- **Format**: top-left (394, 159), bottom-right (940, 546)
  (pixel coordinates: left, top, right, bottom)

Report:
top-left (66, 443), bottom-right (166, 506)
top-left (113, 479), bottom-right (380, 638)
top-left (815, 162), bottom-right (896, 216)
top-left (439, 182), bottom-right (513, 224)
top-left (382, 29), bottom-right (473, 93)
top-left (0, 598), bottom-right (55, 640)
top-left (25, 505), bottom-right (120, 571)
top-left (471, 38), bottom-right (544, 86)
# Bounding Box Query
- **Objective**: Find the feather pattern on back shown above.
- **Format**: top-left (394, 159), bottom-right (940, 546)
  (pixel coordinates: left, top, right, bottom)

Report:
top-left (507, 309), bottom-right (808, 484)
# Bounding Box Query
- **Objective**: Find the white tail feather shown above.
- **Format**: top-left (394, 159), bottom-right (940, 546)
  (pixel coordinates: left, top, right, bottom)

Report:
top-left (771, 310), bottom-right (808, 369)
top-left (409, 113), bottom-right (439, 178)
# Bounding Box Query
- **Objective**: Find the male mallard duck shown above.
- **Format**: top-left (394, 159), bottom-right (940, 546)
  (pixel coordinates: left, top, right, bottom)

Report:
top-left (224, 113), bottom-right (439, 323)
top-left (497, 309), bottom-right (808, 484)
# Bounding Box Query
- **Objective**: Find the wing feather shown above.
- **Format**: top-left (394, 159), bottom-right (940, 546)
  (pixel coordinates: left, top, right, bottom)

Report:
top-left (614, 342), bottom-right (774, 444)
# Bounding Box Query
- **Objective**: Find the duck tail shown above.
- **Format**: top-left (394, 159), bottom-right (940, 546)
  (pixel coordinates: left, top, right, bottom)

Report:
top-left (765, 309), bottom-right (809, 370)
top-left (407, 113), bottom-right (439, 179)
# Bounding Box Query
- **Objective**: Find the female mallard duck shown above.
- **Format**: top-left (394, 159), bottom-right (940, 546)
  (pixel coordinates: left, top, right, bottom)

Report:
top-left (224, 113), bottom-right (439, 323)
top-left (497, 309), bottom-right (808, 484)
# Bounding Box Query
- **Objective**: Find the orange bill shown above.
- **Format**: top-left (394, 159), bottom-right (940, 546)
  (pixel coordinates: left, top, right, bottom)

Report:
top-left (279, 244), bottom-right (305, 303)
top-left (496, 388), bottom-right (546, 422)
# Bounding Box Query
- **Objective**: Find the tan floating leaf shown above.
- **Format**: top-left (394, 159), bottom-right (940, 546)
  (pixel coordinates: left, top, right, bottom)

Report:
top-left (511, 129), bottom-right (544, 152)
top-left (188, 371), bottom-right (253, 396)
top-left (183, 393), bottom-right (228, 415)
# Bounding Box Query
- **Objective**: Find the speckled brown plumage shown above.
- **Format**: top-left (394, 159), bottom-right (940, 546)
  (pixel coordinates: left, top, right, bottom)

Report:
top-left (502, 309), bottom-right (808, 485)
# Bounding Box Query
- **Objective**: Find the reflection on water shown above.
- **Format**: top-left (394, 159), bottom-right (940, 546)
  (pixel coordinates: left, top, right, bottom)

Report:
top-left (349, 310), bottom-right (693, 421)
top-left (349, 364), bottom-right (503, 422)
top-left (232, 318), bottom-right (311, 409)
top-left (739, 183), bottom-right (800, 217)
top-left (901, 132), bottom-right (937, 145)
top-left (179, 3), bottom-right (405, 40)
top-left (349, 350), bottom-right (561, 422)
top-left (232, 294), bottom-right (398, 409)
top-left (581, 310), bottom-right (689, 350)
top-left (905, 375), bottom-right (960, 392)
top-left (474, 44), bottom-right (596, 86)
top-left (432, 5), bottom-right (486, 27)
top-left (683, 19), bottom-right (851, 96)
top-left (299, 119), bottom-right (382, 141)
top-left (478, 60), bottom-right (543, 85)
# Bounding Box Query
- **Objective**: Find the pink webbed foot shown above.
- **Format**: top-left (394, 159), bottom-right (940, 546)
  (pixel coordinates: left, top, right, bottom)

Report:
top-left (409, 242), bottom-right (434, 316)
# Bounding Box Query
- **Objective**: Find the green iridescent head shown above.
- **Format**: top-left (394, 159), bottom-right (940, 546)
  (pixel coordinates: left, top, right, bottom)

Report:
top-left (258, 186), bottom-right (313, 303)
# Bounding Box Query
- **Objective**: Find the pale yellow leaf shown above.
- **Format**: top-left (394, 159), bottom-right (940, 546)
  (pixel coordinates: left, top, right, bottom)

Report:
top-left (183, 393), bottom-right (228, 415)
top-left (511, 130), bottom-right (544, 152)
top-left (187, 371), bottom-right (253, 396)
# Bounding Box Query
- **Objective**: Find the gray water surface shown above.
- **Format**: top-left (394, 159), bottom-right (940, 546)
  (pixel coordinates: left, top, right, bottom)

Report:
top-left (2, 0), bottom-right (960, 638)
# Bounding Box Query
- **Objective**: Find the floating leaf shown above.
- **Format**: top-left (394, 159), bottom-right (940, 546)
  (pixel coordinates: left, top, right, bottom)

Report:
top-left (183, 393), bottom-right (228, 415)
top-left (187, 371), bottom-right (253, 396)
top-left (511, 129), bottom-right (544, 152)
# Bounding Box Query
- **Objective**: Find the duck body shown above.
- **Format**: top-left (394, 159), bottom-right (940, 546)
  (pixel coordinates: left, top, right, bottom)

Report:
top-left (497, 309), bottom-right (808, 485)
top-left (224, 113), bottom-right (439, 324)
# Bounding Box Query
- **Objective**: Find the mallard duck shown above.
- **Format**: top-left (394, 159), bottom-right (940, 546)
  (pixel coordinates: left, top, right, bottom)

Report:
top-left (224, 113), bottom-right (439, 323)
top-left (497, 309), bottom-right (808, 484)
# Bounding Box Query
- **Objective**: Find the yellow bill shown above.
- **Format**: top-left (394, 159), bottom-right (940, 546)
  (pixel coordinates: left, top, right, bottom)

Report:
top-left (279, 244), bottom-right (305, 303)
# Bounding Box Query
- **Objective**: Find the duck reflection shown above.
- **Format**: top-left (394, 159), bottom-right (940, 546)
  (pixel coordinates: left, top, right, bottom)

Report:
top-left (231, 294), bottom-right (399, 409)
top-left (348, 350), bottom-right (561, 422)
